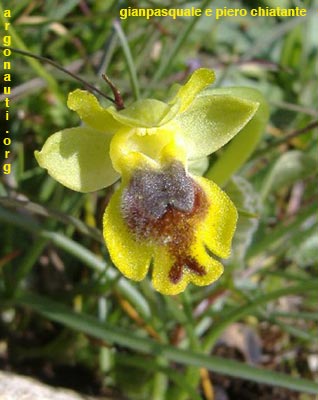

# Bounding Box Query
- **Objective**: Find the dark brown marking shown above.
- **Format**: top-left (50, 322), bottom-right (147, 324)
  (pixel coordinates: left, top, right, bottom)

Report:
top-left (169, 261), bottom-right (184, 284)
top-left (185, 258), bottom-right (206, 276)
top-left (121, 161), bottom-right (210, 284)
top-left (169, 257), bottom-right (206, 284)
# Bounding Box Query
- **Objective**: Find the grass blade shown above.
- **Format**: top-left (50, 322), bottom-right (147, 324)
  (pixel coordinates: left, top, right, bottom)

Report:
top-left (15, 292), bottom-right (318, 395)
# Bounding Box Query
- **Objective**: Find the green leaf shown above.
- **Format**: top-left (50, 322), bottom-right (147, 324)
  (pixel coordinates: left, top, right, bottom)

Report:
top-left (0, 197), bottom-right (102, 242)
top-left (247, 203), bottom-right (317, 259)
top-left (46, 0), bottom-right (81, 19)
top-left (225, 176), bottom-right (261, 262)
top-left (287, 232), bottom-right (318, 268)
top-left (177, 94), bottom-right (259, 159)
top-left (16, 292), bottom-right (318, 396)
top-left (203, 280), bottom-right (318, 351)
top-left (35, 127), bottom-right (119, 192)
top-left (280, 24), bottom-right (303, 71)
top-left (261, 150), bottom-right (317, 200)
top-left (0, 206), bottom-right (151, 319)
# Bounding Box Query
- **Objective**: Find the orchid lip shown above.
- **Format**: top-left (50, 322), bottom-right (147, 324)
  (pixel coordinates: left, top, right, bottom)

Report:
top-left (121, 161), bottom-right (211, 284)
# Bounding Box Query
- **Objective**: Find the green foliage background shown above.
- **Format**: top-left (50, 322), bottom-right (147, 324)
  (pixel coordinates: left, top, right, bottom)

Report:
top-left (0, 0), bottom-right (317, 398)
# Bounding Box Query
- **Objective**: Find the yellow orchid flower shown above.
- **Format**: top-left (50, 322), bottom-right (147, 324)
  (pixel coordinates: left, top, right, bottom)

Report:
top-left (35, 68), bottom-right (264, 295)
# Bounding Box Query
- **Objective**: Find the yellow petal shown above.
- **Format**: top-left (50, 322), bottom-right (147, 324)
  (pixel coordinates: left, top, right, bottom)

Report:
top-left (151, 174), bottom-right (235, 295)
top-left (152, 247), bottom-right (223, 295)
top-left (171, 68), bottom-right (215, 114)
top-left (152, 249), bottom-right (188, 295)
top-left (104, 160), bottom-right (237, 295)
top-left (189, 242), bottom-right (224, 286)
top-left (103, 187), bottom-right (152, 281)
top-left (193, 175), bottom-right (238, 258)
top-left (67, 89), bottom-right (122, 133)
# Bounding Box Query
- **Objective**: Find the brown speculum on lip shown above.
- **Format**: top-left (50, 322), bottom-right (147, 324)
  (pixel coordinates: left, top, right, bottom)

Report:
top-left (121, 161), bottom-right (209, 284)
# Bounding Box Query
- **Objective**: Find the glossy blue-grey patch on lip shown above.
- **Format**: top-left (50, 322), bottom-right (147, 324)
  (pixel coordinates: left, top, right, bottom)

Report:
top-left (121, 161), bottom-right (195, 223)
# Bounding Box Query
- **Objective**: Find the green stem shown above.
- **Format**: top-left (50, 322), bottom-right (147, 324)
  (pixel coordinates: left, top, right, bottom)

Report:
top-left (152, 358), bottom-right (168, 400)
top-left (174, 293), bottom-right (201, 400)
top-left (205, 87), bottom-right (269, 187)
top-left (12, 238), bottom-right (48, 293)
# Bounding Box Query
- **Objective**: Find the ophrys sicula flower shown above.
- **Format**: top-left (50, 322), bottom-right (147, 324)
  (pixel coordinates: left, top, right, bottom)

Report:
top-left (35, 68), bottom-right (266, 295)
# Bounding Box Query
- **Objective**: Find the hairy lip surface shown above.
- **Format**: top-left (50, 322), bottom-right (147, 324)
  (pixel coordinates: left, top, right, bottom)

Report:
top-left (122, 161), bottom-right (195, 221)
top-left (121, 161), bottom-right (209, 283)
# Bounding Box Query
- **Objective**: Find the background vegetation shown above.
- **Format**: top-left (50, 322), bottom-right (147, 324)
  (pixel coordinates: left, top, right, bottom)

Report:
top-left (1, 0), bottom-right (317, 399)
